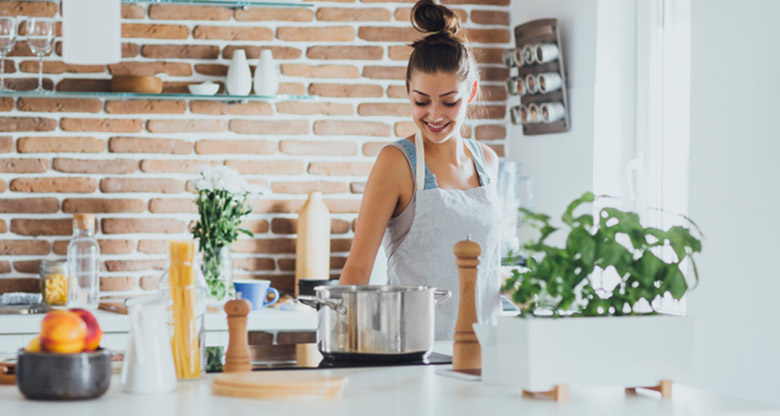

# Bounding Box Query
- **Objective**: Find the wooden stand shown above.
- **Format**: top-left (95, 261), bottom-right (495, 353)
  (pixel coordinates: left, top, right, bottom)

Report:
top-left (452, 238), bottom-right (481, 372)
top-left (223, 298), bottom-right (252, 373)
top-left (626, 380), bottom-right (674, 399)
top-left (522, 385), bottom-right (570, 402)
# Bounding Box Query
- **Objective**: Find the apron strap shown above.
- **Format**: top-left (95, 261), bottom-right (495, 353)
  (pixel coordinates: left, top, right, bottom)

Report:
top-left (414, 132), bottom-right (425, 192)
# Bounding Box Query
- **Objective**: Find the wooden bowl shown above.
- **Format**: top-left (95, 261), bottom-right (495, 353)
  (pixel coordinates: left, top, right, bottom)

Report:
top-left (111, 75), bottom-right (163, 94)
top-left (16, 348), bottom-right (111, 400)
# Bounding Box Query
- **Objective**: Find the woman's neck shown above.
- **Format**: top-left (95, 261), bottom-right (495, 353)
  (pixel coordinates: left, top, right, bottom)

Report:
top-left (422, 133), bottom-right (468, 167)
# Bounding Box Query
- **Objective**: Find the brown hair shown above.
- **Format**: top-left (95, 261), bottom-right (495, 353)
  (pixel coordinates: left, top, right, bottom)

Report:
top-left (405, 0), bottom-right (479, 89)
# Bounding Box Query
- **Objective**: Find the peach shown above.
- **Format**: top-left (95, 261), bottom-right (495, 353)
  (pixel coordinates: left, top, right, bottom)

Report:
top-left (25, 336), bottom-right (42, 353)
top-left (40, 310), bottom-right (87, 354)
top-left (70, 308), bottom-right (102, 351)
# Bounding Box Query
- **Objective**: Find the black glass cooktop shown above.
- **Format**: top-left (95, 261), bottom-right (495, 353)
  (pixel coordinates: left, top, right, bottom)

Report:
top-left (208, 344), bottom-right (452, 372)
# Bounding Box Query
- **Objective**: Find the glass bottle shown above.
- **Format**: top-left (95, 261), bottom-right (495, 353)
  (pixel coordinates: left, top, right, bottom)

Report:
top-left (67, 213), bottom-right (100, 308)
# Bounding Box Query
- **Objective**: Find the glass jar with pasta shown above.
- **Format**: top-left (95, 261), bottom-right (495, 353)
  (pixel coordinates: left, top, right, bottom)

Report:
top-left (158, 240), bottom-right (207, 380)
top-left (39, 260), bottom-right (69, 306)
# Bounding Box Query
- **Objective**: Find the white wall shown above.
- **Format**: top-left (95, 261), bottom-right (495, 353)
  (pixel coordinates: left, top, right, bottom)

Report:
top-left (688, 0), bottom-right (780, 406)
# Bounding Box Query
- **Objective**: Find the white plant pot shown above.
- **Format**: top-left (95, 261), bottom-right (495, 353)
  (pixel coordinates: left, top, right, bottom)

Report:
top-left (474, 315), bottom-right (694, 391)
top-left (226, 49), bottom-right (251, 96)
top-left (253, 49), bottom-right (278, 97)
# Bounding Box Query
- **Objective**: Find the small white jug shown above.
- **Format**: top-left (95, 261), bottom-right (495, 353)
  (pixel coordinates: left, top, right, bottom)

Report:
top-left (121, 296), bottom-right (177, 394)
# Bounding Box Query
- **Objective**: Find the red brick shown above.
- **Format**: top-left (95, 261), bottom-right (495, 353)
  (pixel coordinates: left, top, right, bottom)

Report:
top-left (0, 261), bottom-right (10, 273)
top-left (308, 162), bottom-right (373, 176)
top-left (17, 136), bottom-right (105, 153)
top-left (102, 218), bottom-right (186, 234)
top-left (488, 144), bottom-right (504, 157)
top-left (122, 3), bottom-right (145, 19)
top-left (0, 2), bottom-right (57, 17)
top-left (394, 121), bottom-right (418, 137)
top-left (386, 85), bottom-right (407, 99)
top-left (63, 198), bottom-right (146, 214)
top-left (307, 46), bottom-right (382, 60)
top-left (193, 25), bottom-right (273, 41)
top-left (471, 10), bottom-right (510, 25)
top-left (12, 260), bottom-right (42, 274)
top-left (363, 66), bottom-right (405, 80)
top-left (480, 66), bottom-right (510, 81)
top-left (278, 82), bottom-right (306, 95)
top-left (271, 218), bottom-right (350, 234)
top-left (464, 28), bottom-right (511, 43)
top-left (233, 257), bottom-right (276, 271)
top-left (8, 41), bottom-right (34, 57)
top-left (193, 64), bottom-right (228, 76)
top-left (149, 4), bottom-right (232, 20)
top-left (122, 42), bottom-right (141, 58)
top-left (475, 124), bottom-right (506, 140)
top-left (0, 240), bottom-right (50, 255)
top-left (358, 103), bottom-right (410, 117)
top-left (17, 97), bottom-right (101, 113)
top-left (148, 198), bottom-right (196, 213)
top-left (105, 260), bottom-right (167, 272)
top-left (10, 219), bottom-right (71, 236)
top-left (362, 141), bottom-right (391, 156)
top-left (277, 26), bottom-right (355, 42)
top-left (251, 199), bottom-right (305, 213)
top-left (229, 120), bottom-right (309, 135)
top-left (280, 64), bottom-right (359, 79)
top-left (0, 98), bottom-right (13, 111)
top-left (141, 44), bottom-right (220, 60)
top-left (473, 47), bottom-right (504, 64)
top-left (105, 100), bottom-right (187, 114)
top-left (10, 177), bottom-right (97, 193)
top-left (240, 220), bottom-right (270, 234)
top-left (56, 78), bottom-right (112, 92)
top-left (358, 26), bottom-right (420, 42)
top-left (388, 46), bottom-right (412, 61)
top-left (0, 158), bottom-right (48, 173)
top-left (0, 136), bottom-right (11, 152)
top-left (0, 117), bottom-right (57, 132)
top-left (394, 7), bottom-right (467, 22)
top-left (226, 160), bottom-right (304, 175)
top-left (190, 101), bottom-right (272, 116)
top-left (122, 23), bottom-right (189, 39)
top-left (468, 105), bottom-right (506, 120)
top-left (138, 240), bottom-right (167, 255)
top-left (351, 182), bottom-right (366, 193)
top-left (331, 238), bottom-right (352, 253)
top-left (147, 119), bottom-right (226, 133)
top-left (0, 179), bottom-right (5, 192)
top-left (0, 220), bottom-right (5, 234)
top-left (270, 181), bottom-right (348, 195)
top-left (4, 78), bottom-right (54, 91)
top-left (313, 120), bottom-right (390, 137)
top-left (235, 8), bottom-right (313, 22)
top-left (108, 61), bottom-right (192, 77)
top-left (223, 46), bottom-right (302, 60)
top-left (100, 178), bottom-right (184, 193)
top-left (109, 136), bottom-right (192, 154)
top-left (231, 238), bottom-right (296, 254)
top-left (100, 276), bottom-right (138, 292)
top-left (275, 102), bottom-right (353, 116)
top-left (0, 277), bottom-right (40, 292)
top-left (281, 140), bottom-right (357, 156)
top-left (317, 7), bottom-right (391, 21)
top-left (0, 197), bottom-right (59, 213)
top-left (479, 85), bottom-right (509, 102)
top-left (139, 275), bottom-right (160, 291)
top-left (324, 198), bottom-right (361, 213)
top-left (141, 159), bottom-right (220, 174)
top-left (61, 118), bottom-right (144, 133)
top-left (195, 139), bottom-right (276, 155)
top-left (309, 83), bottom-right (382, 98)
top-left (53, 158), bottom-right (138, 174)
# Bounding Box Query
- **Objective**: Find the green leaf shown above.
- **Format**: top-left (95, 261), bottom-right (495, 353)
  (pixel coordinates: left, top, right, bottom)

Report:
top-left (562, 192), bottom-right (595, 226)
top-left (633, 251), bottom-right (665, 288)
top-left (664, 265), bottom-right (688, 300)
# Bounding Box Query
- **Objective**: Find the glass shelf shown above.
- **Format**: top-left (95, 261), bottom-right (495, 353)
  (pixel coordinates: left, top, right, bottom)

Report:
top-left (0, 90), bottom-right (315, 102)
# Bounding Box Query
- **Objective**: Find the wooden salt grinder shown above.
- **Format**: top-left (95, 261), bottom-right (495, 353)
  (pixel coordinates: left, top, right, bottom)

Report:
top-left (223, 298), bottom-right (252, 373)
top-left (452, 237), bottom-right (482, 371)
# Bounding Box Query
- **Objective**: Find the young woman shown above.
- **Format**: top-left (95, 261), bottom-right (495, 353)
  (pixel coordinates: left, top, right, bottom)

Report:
top-left (338, 0), bottom-right (502, 340)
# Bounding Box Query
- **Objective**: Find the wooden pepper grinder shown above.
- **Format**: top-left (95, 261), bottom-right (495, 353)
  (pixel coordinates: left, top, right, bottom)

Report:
top-left (223, 298), bottom-right (252, 373)
top-left (452, 236), bottom-right (482, 371)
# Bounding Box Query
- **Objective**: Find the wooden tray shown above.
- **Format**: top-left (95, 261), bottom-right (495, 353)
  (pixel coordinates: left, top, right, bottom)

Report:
top-left (211, 371), bottom-right (346, 400)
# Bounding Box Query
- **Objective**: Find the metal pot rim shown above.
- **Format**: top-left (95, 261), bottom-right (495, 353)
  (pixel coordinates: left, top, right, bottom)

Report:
top-left (314, 284), bottom-right (436, 294)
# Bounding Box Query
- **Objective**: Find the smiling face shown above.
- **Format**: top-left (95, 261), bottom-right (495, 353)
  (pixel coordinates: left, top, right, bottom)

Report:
top-left (407, 70), bottom-right (474, 144)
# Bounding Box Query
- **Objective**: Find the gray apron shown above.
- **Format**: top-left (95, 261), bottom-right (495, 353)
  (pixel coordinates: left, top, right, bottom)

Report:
top-left (384, 132), bottom-right (502, 340)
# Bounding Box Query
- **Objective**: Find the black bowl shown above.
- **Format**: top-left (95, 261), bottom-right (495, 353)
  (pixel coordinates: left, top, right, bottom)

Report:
top-left (16, 348), bottom-right (111, 400)
top-left (298, 278), bottom-right (339, 297)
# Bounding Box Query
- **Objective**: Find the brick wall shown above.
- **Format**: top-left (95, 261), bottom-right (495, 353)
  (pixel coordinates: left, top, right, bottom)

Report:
top-left (0, 0), bottom-right (511, 296)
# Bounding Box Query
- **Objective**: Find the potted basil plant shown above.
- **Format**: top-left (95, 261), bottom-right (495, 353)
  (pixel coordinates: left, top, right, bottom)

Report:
top-left (475, 192), bottom-right (703, 395)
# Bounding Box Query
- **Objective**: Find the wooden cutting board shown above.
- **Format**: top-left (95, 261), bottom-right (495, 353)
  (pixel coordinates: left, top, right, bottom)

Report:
top-left (211, 372), bottom-right (346, 400)
top-left (0, 363), bottom-right (15, 385)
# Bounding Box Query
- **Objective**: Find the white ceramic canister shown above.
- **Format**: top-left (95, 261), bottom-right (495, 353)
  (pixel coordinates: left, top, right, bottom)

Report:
top-left (535, 43), bottom-right (560, 64)
top-left (537, 72), bottom-right (562, 94)
top-left (253, 49), bottom-right (279, 96)
top-left (226, 49), bottom-right (251, 96)
top-left (541, 102), bottom-right (566, 123)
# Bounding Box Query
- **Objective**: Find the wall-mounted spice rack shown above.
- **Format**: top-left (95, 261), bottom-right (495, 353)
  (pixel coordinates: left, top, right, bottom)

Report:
top-left (505, 18), bottom-right (570, 136)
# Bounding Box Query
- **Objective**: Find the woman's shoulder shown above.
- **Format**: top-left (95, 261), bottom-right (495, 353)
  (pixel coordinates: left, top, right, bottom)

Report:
top-left (475, 141), bottom-right (499, 180)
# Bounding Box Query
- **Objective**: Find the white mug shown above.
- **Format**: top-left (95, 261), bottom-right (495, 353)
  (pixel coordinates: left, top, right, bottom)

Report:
top-left (121, 296), bottom-right (177, 394)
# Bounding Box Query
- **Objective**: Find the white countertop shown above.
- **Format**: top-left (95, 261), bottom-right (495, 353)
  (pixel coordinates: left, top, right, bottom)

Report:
top-left (1, 361), bottom-right (777, 416)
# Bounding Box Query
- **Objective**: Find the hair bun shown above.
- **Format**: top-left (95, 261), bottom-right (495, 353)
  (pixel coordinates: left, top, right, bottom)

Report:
top-left (411, 0), bottom-right (461, 37)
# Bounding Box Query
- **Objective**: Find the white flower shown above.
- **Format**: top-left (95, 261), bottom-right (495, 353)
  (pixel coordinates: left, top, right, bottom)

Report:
top-left (195, 165), bottom-right (263, 196)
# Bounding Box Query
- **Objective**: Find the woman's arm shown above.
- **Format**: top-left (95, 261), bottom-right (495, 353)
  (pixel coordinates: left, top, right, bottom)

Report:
top-left (339, 146), bottom-right (411, 285)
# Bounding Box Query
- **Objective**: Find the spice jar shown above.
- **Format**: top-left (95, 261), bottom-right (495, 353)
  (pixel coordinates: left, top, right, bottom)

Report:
top-left (39, 260), bottom-right (69, 306)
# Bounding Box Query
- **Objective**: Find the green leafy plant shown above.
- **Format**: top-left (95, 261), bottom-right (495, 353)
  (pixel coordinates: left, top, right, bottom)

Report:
top-left (191, 166), bottom-right (259, 301)
top-left (502, 191), bottom-right (703, 317)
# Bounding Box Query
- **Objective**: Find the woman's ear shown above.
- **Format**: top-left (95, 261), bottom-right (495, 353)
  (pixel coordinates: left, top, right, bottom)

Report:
top-left (467, 80), bottom-right (479, 104)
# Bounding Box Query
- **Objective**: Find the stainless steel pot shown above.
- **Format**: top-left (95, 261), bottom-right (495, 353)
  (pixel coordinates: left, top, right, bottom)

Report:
top-left (299, 285), bottom-right (451, 360)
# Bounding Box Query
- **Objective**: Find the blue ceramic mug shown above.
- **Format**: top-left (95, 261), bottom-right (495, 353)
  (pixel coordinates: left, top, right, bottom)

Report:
top-left (233, 280), bottom-right (279, 311)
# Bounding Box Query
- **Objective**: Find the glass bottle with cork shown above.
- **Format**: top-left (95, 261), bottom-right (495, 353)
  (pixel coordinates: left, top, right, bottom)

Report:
top-left (67, 213), bottom-right (100, 308)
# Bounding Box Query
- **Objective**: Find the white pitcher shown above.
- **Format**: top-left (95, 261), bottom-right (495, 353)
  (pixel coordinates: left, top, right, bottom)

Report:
top-left (121, 296), bottom-right (177, 394)
top-left (226, 49), bottom-right (251, 96)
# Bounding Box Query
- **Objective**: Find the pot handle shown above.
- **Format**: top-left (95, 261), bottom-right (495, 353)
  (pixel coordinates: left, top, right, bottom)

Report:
top-left (433, 289), bottom-right (452, 306)
top-left (297, 295), bottom-right (347, 315)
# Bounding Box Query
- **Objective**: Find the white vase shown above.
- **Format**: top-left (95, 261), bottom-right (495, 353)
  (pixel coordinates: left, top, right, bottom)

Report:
top-left (226, 49), bottom-right (251, 96)
top-left (253, 49), bottom-right (278, 96)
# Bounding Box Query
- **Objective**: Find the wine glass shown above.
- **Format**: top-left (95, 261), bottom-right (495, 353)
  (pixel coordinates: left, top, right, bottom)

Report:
top-left (0, 17), bottom-right (16, 92)
top-left (24, 18), bottom-right (54, 92)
